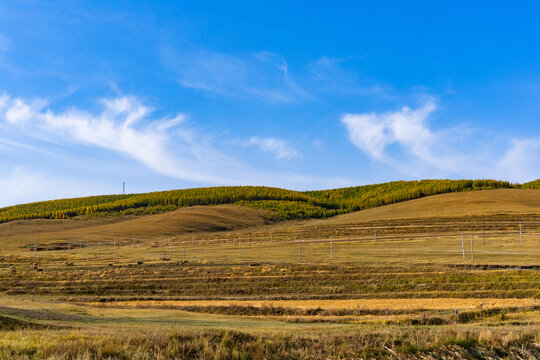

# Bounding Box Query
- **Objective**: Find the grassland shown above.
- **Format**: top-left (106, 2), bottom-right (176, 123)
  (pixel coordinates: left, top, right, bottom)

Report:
top-left (0, 188), bottom-right (538, 359)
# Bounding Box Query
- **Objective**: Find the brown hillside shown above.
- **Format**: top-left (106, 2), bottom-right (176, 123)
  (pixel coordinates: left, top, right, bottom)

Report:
top-left (3, 189), bottom-right (540, 246)
top-left (0, 205), bottom-right (275, 243)
top-left (322, 188), bottom-right (540, 223)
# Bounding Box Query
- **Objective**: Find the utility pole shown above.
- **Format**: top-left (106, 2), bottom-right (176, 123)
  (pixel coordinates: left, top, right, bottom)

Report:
top-left (183, 241), bottom-right (186, 261)
top-left (122, 181), bottom-right (125, 195)
top-left (374, 224), bottom-right (377, 242)
top-left (169, 238), bottom-right (172, 257)
top-left (239, 236), bottom-right (242, 256)
top-left (113, 237), bottom-right (116, 257)
top-left (519, 221), bottom-right (523, 244)
top-left (270, 229), bottom-right (273, 245)
top-left (298, 239), bottom-right (302, 261)
top-left (330, 236), bottom-right (333, 258)
top-left (461, 233), bottom-right (465, 260)
top-left (99, 242), bottom-right (101, 257)
top-left (1, 234), bottom-right (4, 257)
top-left (34, 244), bottom-right (37, 259)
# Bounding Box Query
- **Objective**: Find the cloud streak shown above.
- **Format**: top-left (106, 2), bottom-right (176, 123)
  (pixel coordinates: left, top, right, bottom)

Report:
top-left (342, 100), bottom-right (436, 162)
top-left (0, 93), bottom-right (254, 184)
top-left (341, 100), bottom-right (540, 182)
top-left (162, 48), bottom-right (308, 103)
top-left (0, 92), bottom-right (349, 196)
top-left (243, 136), bottom-right (300, 159)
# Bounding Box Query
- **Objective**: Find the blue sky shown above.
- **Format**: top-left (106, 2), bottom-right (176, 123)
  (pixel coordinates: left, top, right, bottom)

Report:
top-left (1, 1), bottom-right (540, 206)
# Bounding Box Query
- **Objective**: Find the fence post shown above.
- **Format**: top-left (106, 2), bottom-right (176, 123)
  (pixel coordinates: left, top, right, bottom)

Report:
top-left (470, 234), bottom-right (474, 262)
top-left (330, 236), bottom-right (333, 258)
top-left (519, 221), bottom-right (523, 244)
top-left (483, 221), bottom-right (486, 245)
top-left (461, 233), bottom-right (465, 260)
top-left (298, 239), bottom-right (302, 261)
top-left (374, 224), bottom-right (377, 242)
top-left (183, 241), bottom-right (186, 261)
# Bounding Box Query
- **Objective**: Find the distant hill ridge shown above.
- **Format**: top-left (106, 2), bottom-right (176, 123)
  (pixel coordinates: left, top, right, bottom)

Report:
top-left (1, 179), bottom-right (538, 223)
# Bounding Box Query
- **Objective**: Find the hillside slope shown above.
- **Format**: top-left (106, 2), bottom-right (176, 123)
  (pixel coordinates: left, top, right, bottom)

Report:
top-left (0, 205), bottom-right (275, 243)
top-left (0, 179), bottom-right (517, 223)
top-left (322, 188), bottom-right (540, 223)
top-left (2, 188), bottom-right (540, 245)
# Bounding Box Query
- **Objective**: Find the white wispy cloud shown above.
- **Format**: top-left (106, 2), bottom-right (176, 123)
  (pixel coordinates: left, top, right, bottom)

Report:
top-left (341, 100), bottom-right (436, 162)
top-left (243, 136), bottom-right (300, 159)
top-left (307, 56), bottom-right (387, 97)
top-left (162, 47), bottom-right (389, 104)
top-left (161, 47), bottom-right (308, 103)
top-left (341, 100), bottom-right (540, 182)
top-left (497, 138), bottom-right (540, 182)
top-left (0, 93), bottom-right (249, 184)
top-left (0, 92), bottom-right (350, 194)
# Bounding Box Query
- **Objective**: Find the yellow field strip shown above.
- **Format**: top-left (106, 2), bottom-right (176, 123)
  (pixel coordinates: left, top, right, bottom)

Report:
top-left (88, 298), bottom-right (540, 311)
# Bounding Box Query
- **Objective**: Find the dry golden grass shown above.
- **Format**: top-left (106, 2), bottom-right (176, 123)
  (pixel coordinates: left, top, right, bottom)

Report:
top-left (2, 189), bottom-right (540, 255)
top-left (0, 190), bottom-right (539, 359)
top-left (321, 189), bottom-right (540, 223)
top-left (92, 298), bottom-right (540, 311)
top-left (0, 204), bottom-right (275, 246)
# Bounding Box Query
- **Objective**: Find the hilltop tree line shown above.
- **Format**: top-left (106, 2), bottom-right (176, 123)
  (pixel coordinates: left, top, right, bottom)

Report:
top-left (0, 179), bottom-right (536, 223)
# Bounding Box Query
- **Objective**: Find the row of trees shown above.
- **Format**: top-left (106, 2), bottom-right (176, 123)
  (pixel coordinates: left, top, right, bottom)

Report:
top-left (521, 180), bottom-right (540, 189)
top-left (0, 179), bottom-right (532, 223)
top-left (305, 179), bottom-right (514, 211)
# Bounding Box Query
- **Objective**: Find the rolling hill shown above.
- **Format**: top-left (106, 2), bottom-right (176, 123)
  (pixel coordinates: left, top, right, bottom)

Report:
top-left (320, 188), bottom-right (540, 223)
top-left (1, 182), bottom-right (540, 246)
top-left (0, 179), bottom-right (523, 224)
top-left (0, 205), bottom-right (275, 242)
